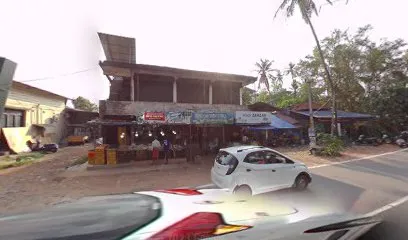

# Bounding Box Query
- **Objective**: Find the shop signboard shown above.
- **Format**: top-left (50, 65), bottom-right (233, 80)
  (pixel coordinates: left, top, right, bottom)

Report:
top-left (235, 111), bottom-right (272, 124)
top-left (191, 112), bottom-right (234, 124)
top-left (166, 111), bottom-right (192, 124)
top-left (144, 112), bottom-right (166, 123)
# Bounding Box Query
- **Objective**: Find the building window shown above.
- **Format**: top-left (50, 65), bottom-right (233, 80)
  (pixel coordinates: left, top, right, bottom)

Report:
top-left (1, 108), bottom-right (25, 128)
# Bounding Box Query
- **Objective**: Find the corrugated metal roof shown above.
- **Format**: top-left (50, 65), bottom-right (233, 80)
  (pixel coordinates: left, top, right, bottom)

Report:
top-left (99, 61), bottom-right (257, 84)
top-left (248, 115), bottom-right (298, 130)
top-left (98, 33), bottom-right (136, 64)
top-left (12, 81), bottom-right (69, 100)
top-left (292, 102), bottom-right (330, 111)
top-left (295, 110), bottom-right (373, 119)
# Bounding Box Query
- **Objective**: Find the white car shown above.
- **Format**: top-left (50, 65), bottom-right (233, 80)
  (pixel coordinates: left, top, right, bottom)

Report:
top-left (211, 145), bottom-right (312, 196)
top-left (0, 188), bottom-right (381, 240)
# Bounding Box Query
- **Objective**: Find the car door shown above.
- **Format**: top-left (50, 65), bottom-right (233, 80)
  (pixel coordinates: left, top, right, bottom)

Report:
top-left (241, 151), bottom-right (282, 194)
top-left (263, 150), bottom-right (299, 187)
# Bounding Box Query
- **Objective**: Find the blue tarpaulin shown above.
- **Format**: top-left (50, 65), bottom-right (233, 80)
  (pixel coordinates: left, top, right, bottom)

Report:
top-left (248, 115), bottom-right (298, 131)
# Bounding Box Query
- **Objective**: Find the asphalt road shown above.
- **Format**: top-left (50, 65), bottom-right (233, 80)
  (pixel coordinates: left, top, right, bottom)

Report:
top-left (258, 149), bottom-right (408, 216)
top-left (359, 200), bottom-right (408, 240)
top-left (200, 149), bottom-right (408, 239)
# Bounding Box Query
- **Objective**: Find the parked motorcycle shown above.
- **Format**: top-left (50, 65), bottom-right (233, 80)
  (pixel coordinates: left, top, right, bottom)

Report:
top-left (354, 135), bottom-right (381, 146)
top-left (26, 140), bottom-right (59, 153)
top-left (394, 131), bottom-right (408, 148)
top-left (395, 138), bottom-right (408, 148)
top-left (381, 134), bottom-right (393, 144)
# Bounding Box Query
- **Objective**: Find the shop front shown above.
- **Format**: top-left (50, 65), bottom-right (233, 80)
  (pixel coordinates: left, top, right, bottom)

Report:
top-left (191, 111), bottom-right (235, 154)
top-left (235, 111), bottom-right (272, 145)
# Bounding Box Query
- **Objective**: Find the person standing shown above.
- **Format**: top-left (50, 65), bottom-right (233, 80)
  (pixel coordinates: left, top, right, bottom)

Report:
top-left (242, 135), bottom-right (249, 144)
top-left (151, 137), bottom-right (161, 165)
top-left (163, 137), bottom-right (171, 164)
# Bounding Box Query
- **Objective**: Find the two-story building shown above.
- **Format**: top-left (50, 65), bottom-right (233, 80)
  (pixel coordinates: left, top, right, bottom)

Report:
top-left (94, 33), bottom-right (257, 157)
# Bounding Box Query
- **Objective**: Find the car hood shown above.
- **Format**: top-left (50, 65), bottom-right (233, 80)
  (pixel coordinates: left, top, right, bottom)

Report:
top-left (0, 193), bottom-right (161, 240)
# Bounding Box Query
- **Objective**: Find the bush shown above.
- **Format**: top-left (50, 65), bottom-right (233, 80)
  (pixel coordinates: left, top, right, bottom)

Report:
top-left (317, 133), bottom-right (345, 157)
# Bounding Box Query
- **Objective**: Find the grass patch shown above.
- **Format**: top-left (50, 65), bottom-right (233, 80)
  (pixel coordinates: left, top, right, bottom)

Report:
top-left (68, 156), bottom-right (88, 167)
top-left (16, 152), bottom-right (45, 162)
top-left (0, 152), bottom-right (45, 170)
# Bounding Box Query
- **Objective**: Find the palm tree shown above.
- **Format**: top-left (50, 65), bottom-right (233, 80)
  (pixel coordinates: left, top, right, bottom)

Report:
top-left (255, 58), bottom-right (280, 93)
top-left (285, 62), bottom-right (299, 96)
top-left (275, 0), bottom-right (339, 136)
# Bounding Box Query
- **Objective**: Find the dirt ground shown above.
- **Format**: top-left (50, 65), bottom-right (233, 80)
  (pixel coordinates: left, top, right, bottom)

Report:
top-left (0, 144), bottom-right (401, 215)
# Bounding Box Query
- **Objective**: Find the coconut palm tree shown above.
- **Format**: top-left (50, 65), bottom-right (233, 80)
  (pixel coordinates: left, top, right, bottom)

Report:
top-left (285, 62), bottom-right (299, 96)
top-left (274, 0), bottom-right (340, 136)
top-left (255, 58), bottom-right (280, 93)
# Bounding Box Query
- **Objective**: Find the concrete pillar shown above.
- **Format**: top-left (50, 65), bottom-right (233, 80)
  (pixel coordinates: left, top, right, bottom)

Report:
top-left (239, 87), bottom-right (243, 105)
top-left (136, 74), bottom-right (140, 101)
top-left (209, 82), bottom-right (213, 104)
top-left (173, 77), bottom-right (177, 103)
top-left (130, 72), bottom-right (135, 101)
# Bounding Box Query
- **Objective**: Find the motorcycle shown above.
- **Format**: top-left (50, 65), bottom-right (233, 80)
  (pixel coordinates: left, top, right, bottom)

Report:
top-left (26, 140), bottom-right (59, 153)
top-left (381, 134), bottom-right (393, 144)
top-left (394, 131), bottom-right (408, 148)
top-left (354, 135), bottom-right (381, 146)
top-left (395, 138), bottom-right (408, 148)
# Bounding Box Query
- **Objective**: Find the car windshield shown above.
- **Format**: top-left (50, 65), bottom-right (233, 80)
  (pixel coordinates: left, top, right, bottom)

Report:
top-left (215, 151), bottom-right (237, 166)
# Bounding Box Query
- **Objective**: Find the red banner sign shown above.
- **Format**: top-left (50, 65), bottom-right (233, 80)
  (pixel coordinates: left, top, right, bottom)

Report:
top-left (144, 112), bottom-right (165, 121)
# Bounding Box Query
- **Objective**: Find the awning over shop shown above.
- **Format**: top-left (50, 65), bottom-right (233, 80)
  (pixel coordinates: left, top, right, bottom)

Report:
top-left (247, 115), bottom-right (298, 131)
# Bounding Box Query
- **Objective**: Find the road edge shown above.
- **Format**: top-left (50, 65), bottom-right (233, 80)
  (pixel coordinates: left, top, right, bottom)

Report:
top-left (365, 195), bottom-right (408, 217)
top-left (309, 148), bottom-right (408, 169)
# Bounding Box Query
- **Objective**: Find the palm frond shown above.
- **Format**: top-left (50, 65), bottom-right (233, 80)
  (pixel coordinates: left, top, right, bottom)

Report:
top-left (274, 0), bottom-right (292, 19)
top-left (310, 0), bottom-right (318, 16)
top-left (286, 0), bottom-right (297, 17)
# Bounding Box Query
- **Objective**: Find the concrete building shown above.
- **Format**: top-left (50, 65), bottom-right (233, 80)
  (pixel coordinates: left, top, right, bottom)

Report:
top-left (93, 33), bottom-right (258, 153)
top-left (1, 81), bottom-right (68, 152)
top-left (98, 33), bottom-right (257, 118)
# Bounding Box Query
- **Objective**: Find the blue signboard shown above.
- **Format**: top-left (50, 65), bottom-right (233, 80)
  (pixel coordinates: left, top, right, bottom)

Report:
top-left (191, 112), bottom-right (234, 124)
top-left (166, 111), bottom-right (192, 124)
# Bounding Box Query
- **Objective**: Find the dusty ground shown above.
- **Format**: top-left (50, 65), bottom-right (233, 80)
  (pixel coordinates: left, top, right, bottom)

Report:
top-left (0, 144), bottom-right (401, 215)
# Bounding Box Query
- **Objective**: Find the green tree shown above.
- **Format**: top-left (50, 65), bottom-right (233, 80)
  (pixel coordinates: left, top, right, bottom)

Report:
top-left (294, 24), bottom-right (408, 133)
top-left (255, 58), bottom-right (280, 93)
top-left (72, 96), bottom-right (98, 112)
top-left (242, 87), bottom-right (255, 105)
top-left (285, 62), bottom-right (299, 96)
top-left (275, 0), bottom-right (342, 136)
top-left (256, 90), bottom-right (273, 104)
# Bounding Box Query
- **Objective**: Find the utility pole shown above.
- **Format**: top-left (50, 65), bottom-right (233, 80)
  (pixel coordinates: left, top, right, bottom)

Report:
top-left (307, 80), bottom-right (317, 147)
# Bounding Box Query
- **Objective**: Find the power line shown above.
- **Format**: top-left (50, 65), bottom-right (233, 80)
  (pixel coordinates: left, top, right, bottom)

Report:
top-left (18, 67), bottom-right (99, 83)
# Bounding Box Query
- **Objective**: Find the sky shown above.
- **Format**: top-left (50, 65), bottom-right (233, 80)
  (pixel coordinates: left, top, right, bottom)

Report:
top-left (1, 0), bottom-right (407, 104)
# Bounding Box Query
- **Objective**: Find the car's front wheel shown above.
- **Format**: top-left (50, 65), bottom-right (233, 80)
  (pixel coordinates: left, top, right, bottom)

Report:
top-left (293, 174), bottom-right (310, 191)
top-left (233, 185), bottom-right (252, 199)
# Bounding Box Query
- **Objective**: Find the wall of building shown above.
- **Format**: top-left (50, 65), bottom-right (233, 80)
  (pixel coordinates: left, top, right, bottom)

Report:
top-left (177, 78), bottom-right (209, 104)
top-left (108, 75), bottom-right (243, 105)
top-left (137, 75), bottom-right (173, 102)
top-left (212, 81), bottom-right (241, 105)
top-left (99, 100), bottom-right (247, 117)
top-left (3, 85), bottom-right (67, 145)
